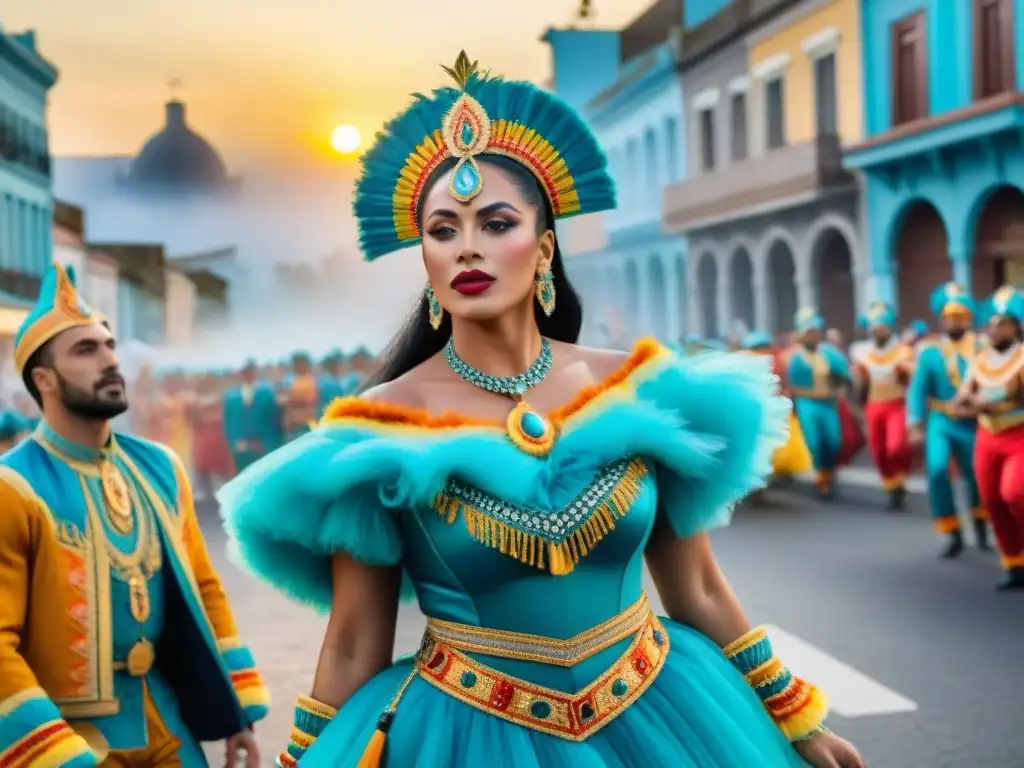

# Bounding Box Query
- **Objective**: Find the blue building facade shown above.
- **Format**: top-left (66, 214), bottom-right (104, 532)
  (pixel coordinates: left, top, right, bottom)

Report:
top-left (845, 0), bottom-right (1024, 322)
top-left (545, 2), bottom-right (689, 347)
top-left (0, 24), bottom-right (57, 313)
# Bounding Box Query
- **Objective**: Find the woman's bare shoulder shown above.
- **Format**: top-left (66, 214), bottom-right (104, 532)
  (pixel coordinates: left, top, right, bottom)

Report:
top-left (358, 355), bottom-right (448, 409)
top-left (549, 340), bottom-right (631, 381)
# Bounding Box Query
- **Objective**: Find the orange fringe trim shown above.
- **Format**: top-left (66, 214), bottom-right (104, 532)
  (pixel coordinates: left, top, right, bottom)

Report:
top-left (321, 338), bottom-right (664, 428)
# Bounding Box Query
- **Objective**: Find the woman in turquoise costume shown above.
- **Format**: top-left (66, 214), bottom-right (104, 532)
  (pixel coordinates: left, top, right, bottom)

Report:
top-left (219, 53), bottom-right (865, 768)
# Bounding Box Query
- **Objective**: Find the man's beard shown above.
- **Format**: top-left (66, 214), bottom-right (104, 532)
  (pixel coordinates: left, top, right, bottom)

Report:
top-left (56, 371), bottom-right (128, 421)
top-left (873, 332), bottom-right (891, 347)
top-left (946, 328), bottom-right (966, 341)
top-left (993, 339), bottom-right (1015, 352)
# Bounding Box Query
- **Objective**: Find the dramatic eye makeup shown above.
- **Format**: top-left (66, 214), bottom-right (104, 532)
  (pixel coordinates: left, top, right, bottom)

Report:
top-left (426, 200), bottom-right (522, 240)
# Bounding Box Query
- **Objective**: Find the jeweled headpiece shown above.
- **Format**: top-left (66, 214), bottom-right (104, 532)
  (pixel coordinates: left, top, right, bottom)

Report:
top-left (353, 51), bottom-right (615, 260)
top-left (14, 263), bottom-right (98, 375)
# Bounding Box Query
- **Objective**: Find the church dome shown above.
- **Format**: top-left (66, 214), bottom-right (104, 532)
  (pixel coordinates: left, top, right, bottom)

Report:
top-left (129, 100), bottom-right (228, 187)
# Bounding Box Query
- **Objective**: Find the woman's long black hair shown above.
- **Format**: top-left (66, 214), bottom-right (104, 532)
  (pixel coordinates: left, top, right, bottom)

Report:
top-left (361, 154), bottom-right (583, 389)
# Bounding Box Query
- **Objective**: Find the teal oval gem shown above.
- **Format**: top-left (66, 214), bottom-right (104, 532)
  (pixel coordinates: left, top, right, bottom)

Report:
top-left (611, 679), bottom-right (628, 697)
top-left (520, 411), bottom-right (547, 439)
top-left (460, 671), bottom-right (477, 688)
top-left (529, 700), bottom-right (551, 719)
top-left (452, 163), bottom-right (480, 198)
top-left (459, 120), bottom-right (475, 145)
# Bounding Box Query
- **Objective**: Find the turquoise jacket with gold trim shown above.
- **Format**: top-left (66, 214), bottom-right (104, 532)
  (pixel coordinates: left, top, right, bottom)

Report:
top-left (0, 430), bottom-right (270, 767)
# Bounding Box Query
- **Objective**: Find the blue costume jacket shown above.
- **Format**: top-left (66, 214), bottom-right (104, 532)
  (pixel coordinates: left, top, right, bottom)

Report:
top-left (0, 426), bottom-right (269, 766)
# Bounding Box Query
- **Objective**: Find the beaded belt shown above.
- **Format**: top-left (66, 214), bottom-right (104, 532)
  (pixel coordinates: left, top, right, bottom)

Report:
top-left (416, 605), bottom-right (668, 740)
top-left (425, 592), bottom-right (650, 667)
top-left (928, 398), bottom-right (963, 417)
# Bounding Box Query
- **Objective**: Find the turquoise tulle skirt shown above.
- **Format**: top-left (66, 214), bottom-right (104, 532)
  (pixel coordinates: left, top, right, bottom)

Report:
top-left (301, 619), bottom-right (809, 767)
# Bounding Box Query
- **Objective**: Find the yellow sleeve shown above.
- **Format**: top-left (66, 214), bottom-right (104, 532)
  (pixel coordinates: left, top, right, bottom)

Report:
top-left (0, 472), bottom-right (97, 767)
top-left (168, 454), bottom-right (271, 724)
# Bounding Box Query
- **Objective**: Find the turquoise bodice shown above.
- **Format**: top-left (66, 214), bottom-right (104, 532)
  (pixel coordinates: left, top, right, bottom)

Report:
top-left (221, 341), bottom-right (790, 695)
top-left (398, 465), bottom-right (658, 690)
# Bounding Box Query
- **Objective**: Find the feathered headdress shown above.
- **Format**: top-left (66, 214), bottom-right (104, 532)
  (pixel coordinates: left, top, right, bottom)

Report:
top-left (353, 51), bottom-right (615, 260)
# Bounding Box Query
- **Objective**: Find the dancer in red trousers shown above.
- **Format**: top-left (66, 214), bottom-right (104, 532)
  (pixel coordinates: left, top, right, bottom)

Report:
top-left (851, 302), bottom-right (913, 510)
top-left (958, 286), bottom-right (1024, 591)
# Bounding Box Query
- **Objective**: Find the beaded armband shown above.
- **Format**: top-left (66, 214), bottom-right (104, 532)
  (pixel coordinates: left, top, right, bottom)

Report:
top-left (277, 694), bottom-right (337, 768)
top-left (723, 626), bottom-right (829, 742)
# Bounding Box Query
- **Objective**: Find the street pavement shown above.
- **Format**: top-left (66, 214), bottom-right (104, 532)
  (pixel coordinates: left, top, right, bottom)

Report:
top-left (198, 479), bottom-right (1023, 768)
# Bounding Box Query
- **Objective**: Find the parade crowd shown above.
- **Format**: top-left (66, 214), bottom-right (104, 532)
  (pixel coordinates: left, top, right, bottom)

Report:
top-left (688, 282), bottom-right (1024, 592)
top-left (1, 347), bottom-right (379, 497)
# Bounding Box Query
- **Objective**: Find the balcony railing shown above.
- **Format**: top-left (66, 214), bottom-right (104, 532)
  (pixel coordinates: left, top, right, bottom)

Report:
top-left (662, 134), bottom-right (854, 232)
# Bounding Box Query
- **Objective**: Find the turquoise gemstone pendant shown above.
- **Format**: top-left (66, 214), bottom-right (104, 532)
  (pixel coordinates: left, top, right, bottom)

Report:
top-left (449, 158), bottom-right (482, 202)
top-left (507, 400), bottom-right (555, 456)
top-left (519, 410), bottom-right (547, 440)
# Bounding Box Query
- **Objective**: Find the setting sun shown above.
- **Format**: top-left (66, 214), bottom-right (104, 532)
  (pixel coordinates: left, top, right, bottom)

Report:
top-left (331, 124), bottom-right (361, 155)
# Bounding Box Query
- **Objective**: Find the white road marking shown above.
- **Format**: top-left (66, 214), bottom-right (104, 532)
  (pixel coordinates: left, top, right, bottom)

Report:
top-left (766, 624), bottom-right (919, 717)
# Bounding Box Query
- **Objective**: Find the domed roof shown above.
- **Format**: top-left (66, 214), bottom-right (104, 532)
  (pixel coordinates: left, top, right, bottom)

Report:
top-left (129, 101), bottom-right (227, 186)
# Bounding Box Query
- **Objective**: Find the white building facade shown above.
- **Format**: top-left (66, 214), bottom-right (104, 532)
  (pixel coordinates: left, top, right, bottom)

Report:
top-left (546, 7), bottom-right (689, 348)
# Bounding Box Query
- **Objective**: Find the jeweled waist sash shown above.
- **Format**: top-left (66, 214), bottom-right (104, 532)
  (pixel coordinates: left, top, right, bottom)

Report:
top-left (415, 596), bottom-right (668, 741)
top-left (425, 592), bottom-right (650, 667)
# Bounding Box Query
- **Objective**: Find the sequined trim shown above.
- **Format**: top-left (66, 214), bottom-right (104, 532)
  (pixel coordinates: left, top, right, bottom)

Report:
top-left (433, 458), bottom-right (648, 575)
top-left (417, 613), bottom-right (669, 741)
top-left (427, 593), bottom-right (650, 667)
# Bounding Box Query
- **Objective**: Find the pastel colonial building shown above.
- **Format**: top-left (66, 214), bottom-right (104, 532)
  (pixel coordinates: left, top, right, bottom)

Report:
top-left (844, 0), bottom-right (1024, 320)
top-left (0, 22), bottom-right (57, 378)
top-left (664, 0), bottom-right (866, 339)
top-left (546, 0), bottom-right (688, 347)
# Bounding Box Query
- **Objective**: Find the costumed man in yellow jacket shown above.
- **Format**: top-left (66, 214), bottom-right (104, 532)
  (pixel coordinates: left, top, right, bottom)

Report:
top-left (0, 264), bottom-right (270, 767)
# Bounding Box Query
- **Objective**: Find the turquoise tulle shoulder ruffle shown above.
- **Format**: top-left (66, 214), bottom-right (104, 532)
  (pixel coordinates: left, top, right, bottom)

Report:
top-left (218, 340), bottom-right (790, 612)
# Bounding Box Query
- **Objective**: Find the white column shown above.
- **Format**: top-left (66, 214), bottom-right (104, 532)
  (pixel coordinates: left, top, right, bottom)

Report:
top-left (634, 255), bottom-right (651, 339)
top-left (664, 272), bottom-right (681, 344)
top-left (717, 273), bottom-right (732, 338)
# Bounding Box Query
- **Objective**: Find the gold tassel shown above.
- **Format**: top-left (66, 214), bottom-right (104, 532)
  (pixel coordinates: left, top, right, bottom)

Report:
top-left (432, 459), bottom-right (648, 576)
top-left (356, 712), bottom-right (392, 768)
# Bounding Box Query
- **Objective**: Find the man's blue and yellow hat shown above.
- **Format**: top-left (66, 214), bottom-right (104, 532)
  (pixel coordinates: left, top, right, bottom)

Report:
top-left (795, 308), bottom-right (824, 333)
top-left (859, 301), bottom-right (895, 329)
top-left (741, 331), bottom-right (772, 350)
top-left (14, 263), bottom-right (98, 375)
top-left (929, 282), bottom-right (975, 318)
top-left (983, 285), bottom-right (1024, 323)
top-left (353, 51), bottom-right (615, 260)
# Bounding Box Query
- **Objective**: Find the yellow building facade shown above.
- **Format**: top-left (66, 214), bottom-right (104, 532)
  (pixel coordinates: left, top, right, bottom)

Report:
top-left (748, 0), bottom-right (864, 146)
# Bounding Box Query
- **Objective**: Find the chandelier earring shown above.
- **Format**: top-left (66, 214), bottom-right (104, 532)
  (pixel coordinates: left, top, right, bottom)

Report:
top-left (535, 270), bottom-right (556, 317)
top-left (425, 283), bottom-right (444, 330)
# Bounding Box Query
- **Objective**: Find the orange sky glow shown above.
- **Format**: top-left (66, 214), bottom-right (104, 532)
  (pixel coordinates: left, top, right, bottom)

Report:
top-left (2, 0), bottom-right (650, 165)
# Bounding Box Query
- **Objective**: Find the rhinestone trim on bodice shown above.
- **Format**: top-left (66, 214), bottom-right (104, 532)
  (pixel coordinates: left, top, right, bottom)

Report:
top-left (440, 458), bottom-right (640, 546)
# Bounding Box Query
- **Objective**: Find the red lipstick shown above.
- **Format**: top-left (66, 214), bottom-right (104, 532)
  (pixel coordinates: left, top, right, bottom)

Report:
top-left (451, 269), bottom-right (495, 296)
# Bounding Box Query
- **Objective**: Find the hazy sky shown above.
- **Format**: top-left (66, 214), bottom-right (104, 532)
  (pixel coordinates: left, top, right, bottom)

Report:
top-left (3, 0), bottom-right (649, 164)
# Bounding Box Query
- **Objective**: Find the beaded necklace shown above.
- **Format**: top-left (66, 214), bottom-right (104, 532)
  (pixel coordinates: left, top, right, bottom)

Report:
top-left (443, 337), bottom-right (557, 456)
